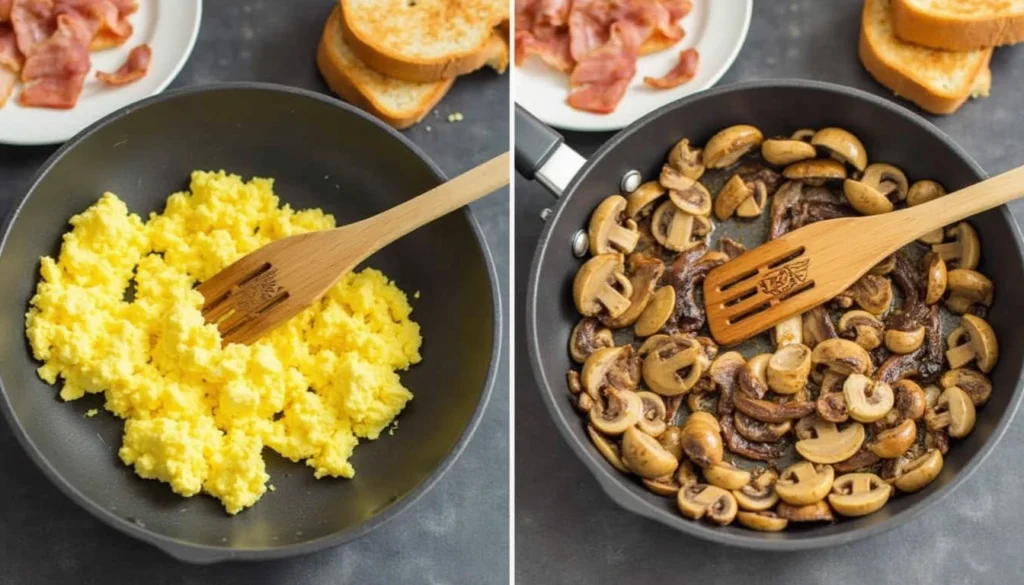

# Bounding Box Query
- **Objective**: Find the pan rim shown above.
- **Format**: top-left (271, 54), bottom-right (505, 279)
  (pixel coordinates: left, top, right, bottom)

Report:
top-left (0, 81), bottom-right (502, 563)
top-left (525, 78), bottom-right (1024, 550)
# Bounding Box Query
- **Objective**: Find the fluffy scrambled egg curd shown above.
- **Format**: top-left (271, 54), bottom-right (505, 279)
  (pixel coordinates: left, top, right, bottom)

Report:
top-left (25, 171), bottom-right (423, 514)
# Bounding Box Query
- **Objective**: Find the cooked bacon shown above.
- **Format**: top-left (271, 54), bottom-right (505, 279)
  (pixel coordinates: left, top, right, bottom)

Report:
top-left (95, 41), bottom-right (146, 85)
top-left (661, 0), bottom-right (691, 21)
top-left (11, 0), bottom-right (55, 56)
top-left (18, 12), bottom-right (89, 108)
top-left (567, 23), bottom-right (638, 114)
top-left (0, 0), bottom-right (12, 21)
top-left (0, 67), bottom-right (14, 106)
top-left (643, 46), bottom-right (698, 89)
top-left (0, 21), bottom-right (21, 70)
top-left (515, 0), bottom-right (573, 72)
top-left (55, 0), bottom-right (133, 49)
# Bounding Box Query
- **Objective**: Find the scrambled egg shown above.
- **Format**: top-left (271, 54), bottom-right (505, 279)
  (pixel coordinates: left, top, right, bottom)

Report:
top-left (25, 171), bottom-right (422, 514)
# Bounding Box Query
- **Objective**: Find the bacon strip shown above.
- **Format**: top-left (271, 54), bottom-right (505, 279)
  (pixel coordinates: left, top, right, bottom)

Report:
top-left (18, 12), bottom-right (89, 108)
top-left (643, 46), bottom-right (698, 89)
top-left (11, 0), bottom-right (56, 57)
top-left (95, 41), bottom-right (146, 85)
top-left (56, 0), bottom-right (133, 49)
top-left (567, 22), bottom-right (638, 114)
top-left (0, 0), bottom-right (13, 21)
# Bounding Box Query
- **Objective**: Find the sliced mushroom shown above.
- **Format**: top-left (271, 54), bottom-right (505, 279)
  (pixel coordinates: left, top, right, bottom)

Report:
top-left (842, 163), bottom-right (908, 215)
top-left (941, 369), bottom-right (992, 406)
top-left (932, 222), bottom-right (980, 270)
top-left (773, 314), bottom-right (804, 349)
top-left (775, 461), bottom-right (835, 505)
top-left (775, 500), bottom-right (834, 522)
top-left (828, 472), bottom-right (892, 517)
top-left (715, 174), bottom-right (755, 220)
top-left (625, 181), bottom-right (667, 220)
top-left (589, 195), bottom-right (640, 255)
top-left (783, 159), bottom-right (847, 185)
top-left (733, 376), bottom-right (815, 424)
top-left (732, 470), bottom-right (780, 512)
top-left (634, 286), bottom-right (675, 337)
top-left (575, 392), bottom-right (593, 413)
top-left (832, 446), bottom-right (881, 473)
top-left (736, 511), bottom-right (788, 532)
top-left (908, 180), bottom-right (947, 244)
top-left (795, 417), bottom-right (866, 464)
top-left (878, 379), bottom-right (927, 427)
top-left (869, 419), bottom-right (917, 459)
top-left (587, 424), bottom-right (628, 473)
top-left (892, 449), bottom-right (943, 492)
top-left (767, 344), bottom-right (812, 395)
top-left (643, 336), bottom-right (704, 396)
top-left (924, 386), bottom-right (976, 439)
top-left (746, 354), bottom-right (772, 387)
top-left (668, 138), bottom-right (705, 180)
top-left (871, 254), bottom-right (897, 276)
top-left (791, 128), bottom-right (816, 141)
top-left (680, 412), bottom-right (724, 467)
top-left (812, 338), bottom-right (873, 377)
top-left (762, 138), bottom-right (817, 166)
top-left (573, 254), bottom-right (633, 318)
top-left (803, 305), bottom-right (838, 348)
top-left (702, 125), bottom-right (764, 169)
top-left (569, 318), bottom-right (614, 364)
top-left (734, 412), bottom-right (791, 442)
top-left (642, 460), bottom-right (698, 496)
top-left (885, 326), bottom-right (926, 355)
top-left (650, 201), bottom-right (709, 252)
top-left (834, 274), bottom-right (893, 315)
top-left (816, 389), bottom-right (849, 423)
top-left (837, 310), bottom-right (884, 350)
top-left (924, 252), bottom-right (948, 305)
top-left (662, 172), bottom-right (713, 217)
top-left (843, 374), bottom-right (895, 423)
top-left (621, 426), bottom-right (679, 479)
top-left (703, 462), bottom-right (752, 491)
top-left (945, 269), bottom-right (993, 315)
top-left (811, 127), bottom-right (867, 172)
top-left (567, 369), bottom-right (583, 395)
top-left (581, 346), bottom-right (640, 399)
top-left (677, 483), bottom-right (738, 524)
top-left (636, 391), bottom-right (668, 437)
top-left (945, 314), bottom-right (998, 373)
top-left (589, 388), bottom-right (644, 435)
top-left (601, 253), bottom-right (664, 329)
top-left (658, 425), bottom-right (684, 460)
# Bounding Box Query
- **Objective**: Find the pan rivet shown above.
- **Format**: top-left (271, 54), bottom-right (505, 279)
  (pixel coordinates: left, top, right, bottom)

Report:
top-left (620, 170), bottom-right (642, 194)
top-left (572, 230), bottom-right (589, 258)
top-left (540, 208), bottom-right (552, 221)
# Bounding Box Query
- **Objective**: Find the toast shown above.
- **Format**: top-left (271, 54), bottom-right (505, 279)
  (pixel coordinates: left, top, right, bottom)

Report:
top-left (859, 0), bottom-right (993, 115)
top-left (892, 0), bottom-right (1024, 51)
top-left (339, 0), bottom-right (508, 82)
top-left (318, 6), bottom-right (454, 129)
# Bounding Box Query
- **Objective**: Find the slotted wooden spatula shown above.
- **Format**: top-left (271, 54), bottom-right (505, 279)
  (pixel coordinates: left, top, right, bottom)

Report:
top-left (198, 152), bottom-right (509, 345)
top-left (705, 163), bottom-right (1024, 346)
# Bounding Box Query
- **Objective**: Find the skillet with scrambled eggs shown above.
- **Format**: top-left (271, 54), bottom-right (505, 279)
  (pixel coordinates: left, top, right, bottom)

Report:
top-left (25, 170), bottom-right (423, 514)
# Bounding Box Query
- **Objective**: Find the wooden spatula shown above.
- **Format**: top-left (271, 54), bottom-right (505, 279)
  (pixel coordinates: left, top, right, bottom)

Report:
top-left (705, 164), bottom-right (1024, 346)
top-left (198, 152), bottom-right (509, 345)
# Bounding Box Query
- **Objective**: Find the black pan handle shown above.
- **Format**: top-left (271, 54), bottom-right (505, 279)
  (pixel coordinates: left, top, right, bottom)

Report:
top-left (514, 104), bottom-right (586, 198)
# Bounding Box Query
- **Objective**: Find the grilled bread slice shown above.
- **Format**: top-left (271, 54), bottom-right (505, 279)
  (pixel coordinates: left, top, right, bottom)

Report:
top-left (892, 0), bottom-right (1024, 51)
top-left (860, 0), bottom-right (993, 115)
top-left (339, 0), bottom-right (508, 82)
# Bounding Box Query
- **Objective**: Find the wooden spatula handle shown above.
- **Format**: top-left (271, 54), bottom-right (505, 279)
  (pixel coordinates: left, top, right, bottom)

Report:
top-left (355, 152), bottom-right (510, 256)
top-left (878, 164), bottom-right (1024, 241)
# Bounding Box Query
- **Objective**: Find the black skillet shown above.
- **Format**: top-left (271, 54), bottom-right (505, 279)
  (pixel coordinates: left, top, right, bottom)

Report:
top-left (516, 79), bottom-right (1024, 549)
top-left (0, 83), bottom-right (501, 563)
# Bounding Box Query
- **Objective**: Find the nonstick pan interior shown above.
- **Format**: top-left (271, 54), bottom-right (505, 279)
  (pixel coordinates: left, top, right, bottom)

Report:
top-left (0, 84), bottom-right (499, 562)
top-left (527, 80), bottom-right (1024, 549)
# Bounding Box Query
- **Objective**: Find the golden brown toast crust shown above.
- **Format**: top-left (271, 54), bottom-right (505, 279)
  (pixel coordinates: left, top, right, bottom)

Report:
top-left (339, 0), bottom-right (505, 82)
top-left (892, 0), bottom-right (1024, 50)
top-left (859, 0), bottom-right (992, 115)
top-left (317, 8), bottom-right (453, 129)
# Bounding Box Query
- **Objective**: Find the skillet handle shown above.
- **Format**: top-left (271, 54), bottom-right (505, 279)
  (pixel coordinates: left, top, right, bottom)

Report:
top-left (514, 104), bottom-right (586, 198)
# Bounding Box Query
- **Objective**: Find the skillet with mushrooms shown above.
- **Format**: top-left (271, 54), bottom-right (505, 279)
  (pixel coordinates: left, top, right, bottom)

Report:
top-left (566, 124), bottom-right (999, 531)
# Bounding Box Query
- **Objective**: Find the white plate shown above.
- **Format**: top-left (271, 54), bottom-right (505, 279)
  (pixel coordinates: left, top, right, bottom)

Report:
top-left (0, 0), bottom-right (202, 145)
top-left (515, 0), bottom-right (751, 132)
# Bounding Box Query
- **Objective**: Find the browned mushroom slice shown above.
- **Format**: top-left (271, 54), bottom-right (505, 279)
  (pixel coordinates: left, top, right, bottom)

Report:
top-left (677, 483), bottom-right (739, 525)
top-left (773, 314), bottom-right (804, 349)
top-left (945, 269), bottom-right (993, 315)
top-left (803, 305), bottom-right (838, 347)
top-left (734, 412), bottom-right (791, 442)
top-left (776, 500), bottom-right (834, 523)
top-left (924, 253), bottom-right (948, 305)
top-left (668, 138), bottom-right (705, 180)
top-left (767, 343), bottom-right (812, 395)
top-left (650, 201), bottom-right (709, 252)
top-left (932, 222), bottom-right (980, 270)
top-left (837, 310), bottom-right (884, 350)
top-left (737, 511), bottom-right (789, 532)
top-left (703, 462), bottom-right (752, 491)
top-left (941, 368), bottom-right (992, 406)
top-left (832, 446), bottom-right (881, 473)
top-left (876, 379), bottom-right (927, 427)
top-left (762, 138), bottom-right (817, 166)
top-left (621, 426), bottom-right (679, 479)
top-left (636, 391), bottom-right (668, 437)
top-left (782, 158), bottom-right (847, 185)
top-left (733, 391), bottom-right (815, 424)
top-left (811, 127), bottom-right (868, 171)
top-left (816, 388), bottom-right (849, 423)
top-left (769, 180), bottom-right (804, 239)
top-left (600, 253), bottom-right (664, 329)
top-left (588, 195), bottom-right (640, 255)
top-left (812, 338), bottom-right (874, 377)
top-left (664, 244), bottom-right (723, 333)
top-left (587, 424), bottom-right (629, 473)
top-left (625, 181), bottom-right (667, 221)
top-left (869, 418), bottom-right (917, 459)
top-left (634, 286), bottom-right (675, 338)
top-left (715, 174), bottom-right (753, 221)
top-left (643, 460), bottom-right (699, 497)
top-left (795, 417), bottom-right (866, 464)
top-left (643, 335), bottom-right (704, 396)
top-left (842, 163), bottom-right (907, 215)
top-left (945, 314), bottom-right (998, 373)
top-left (924, 386), bottom-right (977, 439)
top-left (732, 470), bottom-right (780, 512)
top-left (665, 175), bottom-right (713, 217)
top-left (680, 411), bottom-right (724, 467)
top-left (702, 125), bottom-right (764, 169)
top-left (842, 374), bottom-right (894, 423)
top-left (828, 472), bottom-right (892, 517)
top-left (573, 254), bottom-right (633, 318)
top-left (834, 274), bottom-right (893, 315)
top-left (892, 448), bottom-right (944, 492)
top-left (569, 318), bottom-right (614, 364)
top-left (775, 461), bottom-right (835, 505)
top-left (581, 346), bottom-right (640, 399)
top-left (885, 326), bottom-right (926, 355)
top-left (657, 425), bottom-right (684, 460)
top-left (588, 387), bottom-right (644, 436)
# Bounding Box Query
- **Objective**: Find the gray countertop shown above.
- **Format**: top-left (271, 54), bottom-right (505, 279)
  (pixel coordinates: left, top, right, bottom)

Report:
top-left (0, 1), bottom-right (508, 583)
top-left (515, 1), bottom-right (1024, 583)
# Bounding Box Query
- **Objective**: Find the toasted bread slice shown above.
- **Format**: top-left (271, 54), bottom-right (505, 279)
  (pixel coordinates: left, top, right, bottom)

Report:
top-left (339, 0), bottom-right (507, 82)
top-left (318, 6), bottom-right (453, 129)
top-left (860, 0), bottom-right (992, 115)
top-left (892, 0), bottom-right (1024, 51)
